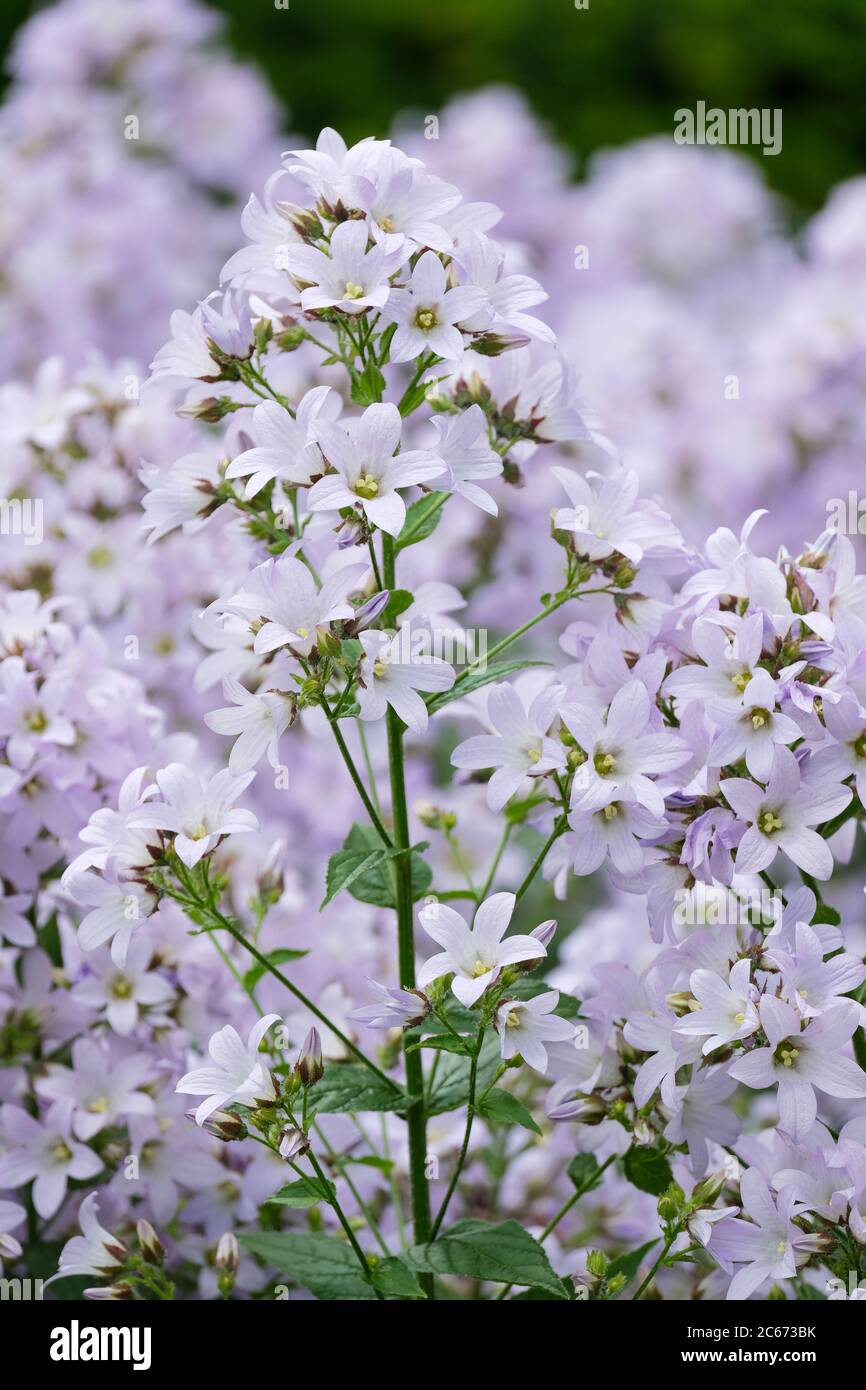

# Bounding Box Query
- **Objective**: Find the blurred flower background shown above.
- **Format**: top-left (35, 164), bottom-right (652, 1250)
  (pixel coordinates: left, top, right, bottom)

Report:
top-left (1, 0), bottom-right (866, 1301)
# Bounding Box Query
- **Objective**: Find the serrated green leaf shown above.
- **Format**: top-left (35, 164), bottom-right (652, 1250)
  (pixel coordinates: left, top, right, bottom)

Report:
top-left (405, 1219), bottom-right (565, 1295)
top-left (406, 1034), bottom-right (471, 1056)
top-left (427, 1036), bottom-right (501, 1115)
top-left (320, 845), bottom-right (388, 909)
top-left (394, 492), bottom-right (448, 552)
top-left (238, 1231), bottom-right (374, 1299)
top-left (306, 1062), bottom-right (410, 1117)
top-left (336, 823), bottom-right (432, 907)
top-left (622, 1144), bottom-right (674, 1196)
top-left (368, 1256), bottom-right (427, 1298)
top-left (268, 1174), bottom-right (336, 1208)
top-left (605, 1239), bottom-right (659, 1291)
top-left (426, 659), bottom-right (549, 714)
top-left (567, 1153), bottom-right (602, 1192)
top-left (479, 1088), bottom-right (542, 1135)
top-left (242, 948), bottom-right (308, 993)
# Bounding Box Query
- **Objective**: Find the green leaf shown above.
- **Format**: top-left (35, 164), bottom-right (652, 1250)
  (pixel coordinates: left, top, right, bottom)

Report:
top-left (268, 1175), bottom-right (336, 1209)
top-left (567, 1153), bottom-right (602, 1192)
top-left (479, 1088), bottom-right (542, 1135)
top-left (320, 845), bottom-right (388, 909)
top-left (330, 824), bottom-right (432, 907)
top-left (242, 948), bottom-right (308, 993)
top-left (380, 588), bottom-right (414, 628)
top-left (368, 1256), bottom-right (427, 1299)
top-left (306, 1062), bottom-right (410, 1117)
top-left (812, 904), bottom-right (841, 927)
top-left (397, 379), bottom-right (430, 417)
top-left (426, 659), bottom-right (549, 714)
top-left (395, 491), bottom-right (448, 552)
top-left (622, 1144), bottom-right (674, 1196)
top-left (350, 361), bottom-right (386, 406)
top-left (427, 1036), bottom-right (501, 1115)
top-left (238, 1231), bottom-right (375, 1299)
top-left (406, 1034), bottom-right (471, 1056)
top-left (405, 1219), bottom-right (566, 1296)
top-left (853, 1024), bottom-right (866, 1072)
top-left (605, 1239), bottom-right (659, 1291)
top-left (345, 1154), bottom-right (394, 1177)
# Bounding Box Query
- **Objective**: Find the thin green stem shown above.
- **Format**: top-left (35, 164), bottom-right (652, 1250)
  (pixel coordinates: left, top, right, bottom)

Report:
top-left (313, 1122), bottom-right (392, 1258)
top-left (321, 693), bottom-right (393, 847)
top-left (304, 1148), bottom-right (383, 1299)
top-left (382, 532), bottom-right (434, 1293)
top-left (514, 816), bottom-right (567, 902)
top-left (633, 1231), bottom-right (677, 1301)
top-left (479, 822), bottom-right (512, 900)
top-left (430, 1034), bottom-right (480, 1239)
top-left (496, 1154), bottom-right (616, 1300)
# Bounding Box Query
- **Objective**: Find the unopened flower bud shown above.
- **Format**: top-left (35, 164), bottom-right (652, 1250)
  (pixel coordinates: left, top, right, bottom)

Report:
top-left (530, 918), bottom-right (557, 951)
top-left (279, 1126), bottom-right (310, 1160)
top-left (343, 589), bottom-right (390, 635)
top-left (0, 1233), bottom-right (23, 1261)
top-left (84, 1283), bottom-right (135, 1301)
top-left (215, 1232), bottom-right (239, 1274)
top-left (295, 1027), bottom-right (324, 1087)
top-left (586, 1249), bottom-right (607, 1277)
top-left (414, 802), bottom-right (457, 831)
top-left (470, 332), bottom-right (531, 357)
top-left (186, 1108), bottom-right (248, 1142)
top-left (176, 396), bottom-right (238, 423)
top-left (692, 1170), bottom-right (728, 1207)
top-left (136, 1218), bottom-right (165, 1263)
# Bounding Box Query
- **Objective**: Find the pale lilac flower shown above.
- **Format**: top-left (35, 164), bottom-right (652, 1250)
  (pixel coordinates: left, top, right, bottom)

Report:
top-left (177, 1013), bottom-right (281, 1126)
top-left (567, 799), bottom-right (667, 876)
top-left (225, 554), bottom-right (366, 657)
top-left (766, 921), bottom-right (866, 1019)
top-left (310, 401), bottom-right (445, 536)
top-left (349, 979), bottom-right (430, 1030)
top-left (818, 693), bottom-right (866, 806)
top-left (204, 678), bottom-right (295, 774)
top-left (225, 387), bottom-right (338, 496)
top-left (140, 453), bottom-right (222, 542)
top-left (129, 764), bottom-right (258, 868)
top-left (68, 872), bottom-right (158, 969)
top-left (453, 230), bottom-right (554, 342)
top-left (0, 884), bottom-right (35, 947)
top-left (417, 892), bottom-right (547, 1006)
top-left (36, 1039), bottom-right (154, 1141)
top-left (451, 681), bottom-right (565, 811)
top-left (356, 629), bottom-right (454, 734)
top-left (552, 466), bottom-right (682, 564)
top-left (0, 660), bottom-right (76, 766)
top-left (351, 157), bottom-right (462, 254)
top-left (664, 613), bottom-right (765, 714)
top-left (0, 1201), bottom-right (26, 1262)
top-left (728, 996), bottom-right (866, 1140)
top-left (424, 404), bottom-right (503, 514)
top-left (664, 1066), bottom-right (741, 1175)
top-left (70, 934), bottom-right (175, 1035)
top-left (707, 1168), bottom-right (822, 1300)
top-left (494, 991), bottom-right (575, 1073)
top-left (0, 1103), bottom-right (102, 1219)
top-left (721, 746), bottom-right (851, 881)
top-left (282, 219), bottom-right (403, 314)
top-left (674, 959), bottom-right (760, 1054)
top-left (562, 680), bottom-right (690, 817)
top-left (148, 291), bottom-right (253, 385)
top-left (381, 251), bottom-right (486, 363)
top-left (707, 668), bottom-right (800, 780)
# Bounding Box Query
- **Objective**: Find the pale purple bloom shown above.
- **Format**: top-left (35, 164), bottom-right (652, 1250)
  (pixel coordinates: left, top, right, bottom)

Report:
top-left (417, 892), bottom-right (546, 1006)
top-left (380, 251), bottom-right (485, 363)
top-left (494, 991), bottom-right (575, 1073)
top-left (177, 1013), bottom-right (281, 1126)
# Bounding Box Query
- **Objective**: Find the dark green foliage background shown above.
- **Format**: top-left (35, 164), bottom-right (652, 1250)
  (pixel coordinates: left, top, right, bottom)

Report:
top-left (1, 0), bottom-right (864, 211)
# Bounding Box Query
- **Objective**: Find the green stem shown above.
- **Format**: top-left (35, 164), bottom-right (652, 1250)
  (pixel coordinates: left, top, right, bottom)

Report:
top-left (479, 822), bottom-right (512, 900)
top-left (633, 1231), bottom-right (677, 1301)
top-left (514, 816), bottom-right (567, 902)
top-left (430, 1035), bottom-right (480, 1238)
top-left (210, 911), bottom-right (401, 1094)
top-left (382, 533), bottom-right (434, 1292)
top-left (313, 1123), bottom-right (392, 1258)
top-left (495, 1152), bottom-right (617, 1300)
top-left (304, 1149), bottom-right (383, 1299)
top-left (321, 693), bottom-right (393, 847)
